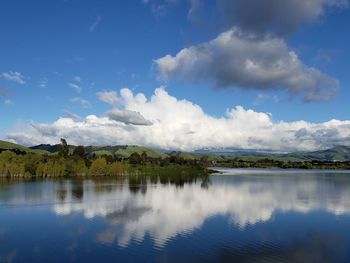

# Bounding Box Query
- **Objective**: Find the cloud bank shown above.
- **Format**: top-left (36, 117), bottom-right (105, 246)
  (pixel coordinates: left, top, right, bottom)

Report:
top-left (216, 0), bottom-right (348, 35)
top-left (157, 0), bottom-right (347, 101)
top-left (156, 29), bottom-right (338, 101)
top-left (7, 87), bottom-right (350, 151)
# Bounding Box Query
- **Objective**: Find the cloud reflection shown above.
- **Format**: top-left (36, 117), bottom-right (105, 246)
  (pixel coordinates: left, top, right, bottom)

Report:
top-left (50, 172), bottom-right (350, 247)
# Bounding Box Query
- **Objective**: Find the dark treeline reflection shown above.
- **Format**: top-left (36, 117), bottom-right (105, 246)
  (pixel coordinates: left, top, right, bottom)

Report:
top-left (128, 172), bottom-right (210, 195)
top-left (0, 172), bottom-right (209, 204)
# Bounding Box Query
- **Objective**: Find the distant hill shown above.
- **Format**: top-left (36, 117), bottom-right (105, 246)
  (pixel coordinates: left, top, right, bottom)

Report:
top-left (194, 146), bottom-right (350, 162)
top-left (0, 140), bottom-right (49, 154)
top-left (28, 144), bottom-right (166, 158)
top-left (286, 146), bottom-right (350, 161)
top-left (1, 139), bottom-right (349, 161)
top-left (29, 144), bottom-right (60, 153)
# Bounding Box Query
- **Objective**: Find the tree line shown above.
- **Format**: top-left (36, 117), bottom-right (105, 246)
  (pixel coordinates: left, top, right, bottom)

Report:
top-left (0, 139), bottom-right (208, 178)
top-left (215, 158), bottom-right (350, 170)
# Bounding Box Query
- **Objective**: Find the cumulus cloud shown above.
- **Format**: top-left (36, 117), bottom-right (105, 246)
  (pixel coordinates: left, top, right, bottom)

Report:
top-left (97, 91), bottom-right (119, 105)
top-left (155, 29), bottom-right (338, 101)
top-left (187, 0), bottom-right (348, 36)
top-left (6, 87), bottom-right (350, 151)
top-left (1, 71), bottom-right (26, 85)
top-left (165, 1), bottom-right (346, 101)
top-left (216, 0), bottom-right (348, 35)
top-left (70, 97), bottom-right (90, 108)
top-left (107, 109), bottom-right (153, 126)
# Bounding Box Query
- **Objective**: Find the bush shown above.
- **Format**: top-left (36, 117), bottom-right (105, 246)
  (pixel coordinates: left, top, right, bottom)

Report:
top-left (89, 157), bottom-right (108, 176)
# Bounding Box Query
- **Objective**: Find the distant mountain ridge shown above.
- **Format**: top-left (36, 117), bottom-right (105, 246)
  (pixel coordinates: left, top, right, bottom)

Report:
top-left (28, 143), bottom-right (166, 158)
top-left (0, 140), bottom-right (349, 161)
top-left (194, 146), bottom-right (350, 162)
top-left (286, 146), bottom-right (350, 162)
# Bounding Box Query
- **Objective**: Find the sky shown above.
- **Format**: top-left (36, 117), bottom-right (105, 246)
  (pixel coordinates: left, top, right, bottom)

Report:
top-left (1, 0), bottom-right (350, 152)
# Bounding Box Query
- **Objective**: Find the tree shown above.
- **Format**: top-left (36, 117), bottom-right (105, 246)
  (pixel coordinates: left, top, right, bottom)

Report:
top-left (129, 152), bottom-right (141, 165)
top-left (108, 161), bottom-right (124, 176)
top-left (140, 151), bottom-right (148, 165)
top-left (89, 157), bottom-right (107, 176)
top-left (59, 138), bottom-right (69, 158)
top-left (73, 145), bottom-right (85, 158)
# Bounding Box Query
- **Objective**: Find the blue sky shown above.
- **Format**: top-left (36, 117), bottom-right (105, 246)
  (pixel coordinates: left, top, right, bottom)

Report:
top-left (1, 0), bottom-right (350, 151)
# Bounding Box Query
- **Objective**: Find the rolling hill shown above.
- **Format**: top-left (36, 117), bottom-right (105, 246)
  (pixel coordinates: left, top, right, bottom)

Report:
top-left (0, 140), bottom-right (50, 154)
top-left (28, 144), bottom-right (166, 158)
top-left (286, 146), bottom-right (350, 161)
top-left (1, 139), bottom-right (349, 161)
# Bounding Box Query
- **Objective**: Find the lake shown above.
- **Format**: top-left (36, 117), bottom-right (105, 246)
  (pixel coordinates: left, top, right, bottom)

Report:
top-left (1, 168), bottom-right (350, 262)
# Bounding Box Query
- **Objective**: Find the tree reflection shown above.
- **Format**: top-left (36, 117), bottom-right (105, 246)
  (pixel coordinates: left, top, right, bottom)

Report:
top-left (71, 180), bottom-right (84, 200)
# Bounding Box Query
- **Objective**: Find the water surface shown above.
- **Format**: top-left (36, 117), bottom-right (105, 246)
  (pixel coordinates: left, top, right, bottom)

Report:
top-left (1, 169), bottom-right (350, 262)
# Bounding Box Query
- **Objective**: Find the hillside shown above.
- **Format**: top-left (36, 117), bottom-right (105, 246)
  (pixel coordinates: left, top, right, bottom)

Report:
top-left (0, 140), bottom-right (49, 154)
top-left (29, 144), bottom-right (166, 158)
top-left (194, 146), bottom-right (350, 162)
top-left (2, 139), bottom-right (350, 162)
top-left (286, 146), bottom-right (350, 161)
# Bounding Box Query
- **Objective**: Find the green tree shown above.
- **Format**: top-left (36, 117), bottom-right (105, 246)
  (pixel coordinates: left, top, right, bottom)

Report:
top-left (108, 161), bottom-right (124, 176)
top-left (129, 152), bottom-right (141, 165)
top-left (73, 145), bottom-right (85, 158)
top-left (59, 138), bottom-right (69, 158)
top-left (89, 157), bottom-right (107, 176)
top-left (140, 151), bottom-right (148, 165)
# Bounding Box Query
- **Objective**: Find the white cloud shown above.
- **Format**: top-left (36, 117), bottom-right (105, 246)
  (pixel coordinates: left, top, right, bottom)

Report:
top-left (70, 97), bottom-right (90, 108)
top-left (6, 87), bottom-right (350, 151)
top-left (89, 16), bottom-right (102, 32)
top-left (97, 91), bottom-right (119, 105)
top-left (63, 109), bottom-right (80, 120)
top-left (1, 71), bottom-right (26, 85)
top-left (69, 83), bottom-right (82, 93)
top-left (155, 29), bottom-right (338, 101)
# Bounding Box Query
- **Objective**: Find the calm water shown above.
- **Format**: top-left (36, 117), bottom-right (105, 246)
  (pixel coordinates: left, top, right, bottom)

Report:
top-left (1, 169), bottom-right (350, 262)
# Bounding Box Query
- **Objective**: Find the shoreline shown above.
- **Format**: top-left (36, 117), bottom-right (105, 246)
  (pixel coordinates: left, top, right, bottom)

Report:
top-left (209, 167), bottom-right (350, 174)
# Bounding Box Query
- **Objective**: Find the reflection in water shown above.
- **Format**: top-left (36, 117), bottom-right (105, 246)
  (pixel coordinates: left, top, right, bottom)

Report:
top-left (2, 171), bottom-right (350, 246)
top-left (1, 170), bottom-right (350, 262)
top-left (54, 172), bottom-right (350, 247)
